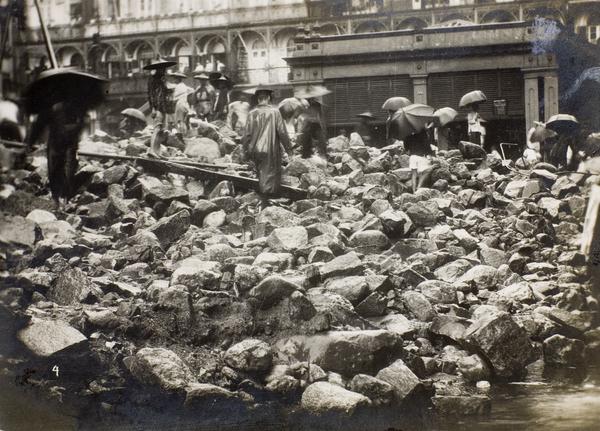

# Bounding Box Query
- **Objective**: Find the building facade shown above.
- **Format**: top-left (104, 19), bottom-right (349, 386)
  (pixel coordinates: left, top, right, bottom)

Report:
top-left (4, 0), bottom-right (600, 134)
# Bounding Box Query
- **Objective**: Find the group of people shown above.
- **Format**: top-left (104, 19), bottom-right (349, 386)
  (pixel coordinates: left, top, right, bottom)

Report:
top-left (21, 58), bottom-right (596, 213)
top-left (145, 58), bottom-right (234, 157)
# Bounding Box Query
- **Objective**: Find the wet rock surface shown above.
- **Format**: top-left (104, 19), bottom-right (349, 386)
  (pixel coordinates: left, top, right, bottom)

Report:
top-left (1, 134), bottom-right (599, 430)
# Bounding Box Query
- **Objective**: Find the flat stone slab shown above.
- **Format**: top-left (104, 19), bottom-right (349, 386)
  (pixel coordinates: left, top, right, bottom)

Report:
top-left (17, 318), bottom-right (87, 357)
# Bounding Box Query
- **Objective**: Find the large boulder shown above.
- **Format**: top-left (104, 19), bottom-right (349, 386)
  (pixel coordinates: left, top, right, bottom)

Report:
top-left (323, 276), bottom-right (370, 306)
top-left (319, 252), bottom-right (364, 280)
top-left (391, 239), bottom-right (438, 260)
top-left (463, 311), bottom-right (535, 378)
top-left (184, 137), bottom-right (221, 161)
top-left (267, 226), bottom-right (309, 253)
top-left (170, 266), bottom-right (221, 291)
top-left (349, 374), bottom-right (395, 405)
top-left (375, 359), bottom-right (422, 401)
top-left (224, 339), bottom-right (273, 373)
top-left (301, 381), bottom-right (371, 417)
top-left (0, 214), bottom-right (39, 247)
top-left (248, 276), bottom-right (301, 309)
top-left (276, 330), bottom-right (402, 376)
top-left (543, 334), bottom-right (585, 369)
top-left (124, 347), bottom-right (197, 392)
top-left (137, 176), bottom-right (189, 206)
top-left (46, 256), bottom-right (103, 305)
top-left (148, 210), bottom-right (191, 248)
top-left (418, 280), bottom-right (458, 305)
top-left (17, 318), bottom-right (87, 357)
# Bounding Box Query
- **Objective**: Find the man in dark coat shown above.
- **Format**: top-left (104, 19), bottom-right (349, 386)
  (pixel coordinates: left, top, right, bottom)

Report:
top-left (242, 86), bottom-right (293, 209)
top-left (22, 69), bottom-right (105, 209)
top-left (146, 59), bottom-right (176, 157)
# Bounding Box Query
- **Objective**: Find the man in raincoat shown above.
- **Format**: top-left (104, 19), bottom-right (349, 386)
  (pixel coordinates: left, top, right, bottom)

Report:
top-left (242, 86), bottom-right (293, 209)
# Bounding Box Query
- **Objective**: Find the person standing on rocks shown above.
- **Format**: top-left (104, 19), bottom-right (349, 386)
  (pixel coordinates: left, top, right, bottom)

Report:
top-left (170, 72), bottom-right (192, 143)
top-left (193, 73), bottom-right (215, 121)
top-left (228, 92), bottom-right (251, 136)
top-left (297, 97), bottom-right (327, 159)
top-left (22, 68), bottom-right (106, 210)
top-left (145, 58), bottom-right (177, 158)
top-left (404, 129), bottom-right (434, 193)
top-left (242, 86), bottom-right (293, 209)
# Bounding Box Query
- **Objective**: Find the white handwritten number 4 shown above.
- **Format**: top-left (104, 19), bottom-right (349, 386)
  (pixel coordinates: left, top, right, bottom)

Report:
top-left (52, 365), bottom-right (59, 377)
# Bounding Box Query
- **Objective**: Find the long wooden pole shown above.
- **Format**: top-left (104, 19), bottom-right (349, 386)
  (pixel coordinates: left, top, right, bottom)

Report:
top-left (33, 0), bottom-right (57, 68)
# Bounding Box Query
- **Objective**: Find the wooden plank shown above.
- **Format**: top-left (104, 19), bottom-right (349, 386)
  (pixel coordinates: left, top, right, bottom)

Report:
top-left (0, 140), bottom-right (306, 200)
top-left (136, 158), bottom-right (308, 200)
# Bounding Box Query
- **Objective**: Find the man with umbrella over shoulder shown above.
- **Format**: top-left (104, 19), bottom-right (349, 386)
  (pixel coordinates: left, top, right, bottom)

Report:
top-left (382, 97), bottom-right (412, 145)
top-left (21, 67), bottom-right (106, 209)
top-left (242, 85), bottom-right (293, 210)
top-left (145, 57), bottom-right (177, 158)
top-left (295, 85), bottom-right (330, 159)
top-left (391, 103), bottom-right (436, 193)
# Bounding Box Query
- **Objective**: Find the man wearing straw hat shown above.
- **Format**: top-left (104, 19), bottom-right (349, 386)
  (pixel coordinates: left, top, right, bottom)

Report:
top-left (242, 85), bottom-right (293, 209)
top-left (193, 73), bottom-right (215, 121)
top-left (144, 57), bottom-right (177, 157)
top-left (170, 71), bottom-right (193, 141)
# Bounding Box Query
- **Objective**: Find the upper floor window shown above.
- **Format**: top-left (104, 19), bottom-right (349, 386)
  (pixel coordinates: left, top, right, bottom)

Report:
top-left (252, 39), bottom-right (267, 58)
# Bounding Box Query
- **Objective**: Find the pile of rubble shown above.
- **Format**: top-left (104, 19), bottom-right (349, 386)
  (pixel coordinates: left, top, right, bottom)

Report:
top-left (0, 131), bottom-right (599, 429)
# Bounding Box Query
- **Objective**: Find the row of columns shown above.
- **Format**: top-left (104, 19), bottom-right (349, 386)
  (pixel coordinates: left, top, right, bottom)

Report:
top-left (525, 71), bottom-right (559, 130)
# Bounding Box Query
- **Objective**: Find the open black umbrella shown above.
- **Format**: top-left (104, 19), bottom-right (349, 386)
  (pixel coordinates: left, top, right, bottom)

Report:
top-left (391, 103), bottom-right (435, 140)
top-left (21, 67), bottom-right (107, 115)
top-left (546, 114), bottom-right (579, 135)
top-left (143, 58), bottom-right (177, 71)
top-left (209, 73), bottom-right (234, 90)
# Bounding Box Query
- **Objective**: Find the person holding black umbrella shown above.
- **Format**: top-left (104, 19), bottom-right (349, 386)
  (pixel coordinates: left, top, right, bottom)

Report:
top-left (242, 85), bottom-right (293, 210)
top-left (145, 57), bottom-right (177, 157)
top-left (22, 68), bottom-right (106, 209)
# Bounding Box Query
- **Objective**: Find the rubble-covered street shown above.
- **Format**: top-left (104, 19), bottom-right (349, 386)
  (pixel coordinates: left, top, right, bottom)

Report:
top-left (1, 127), bottom-right (600, 430)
